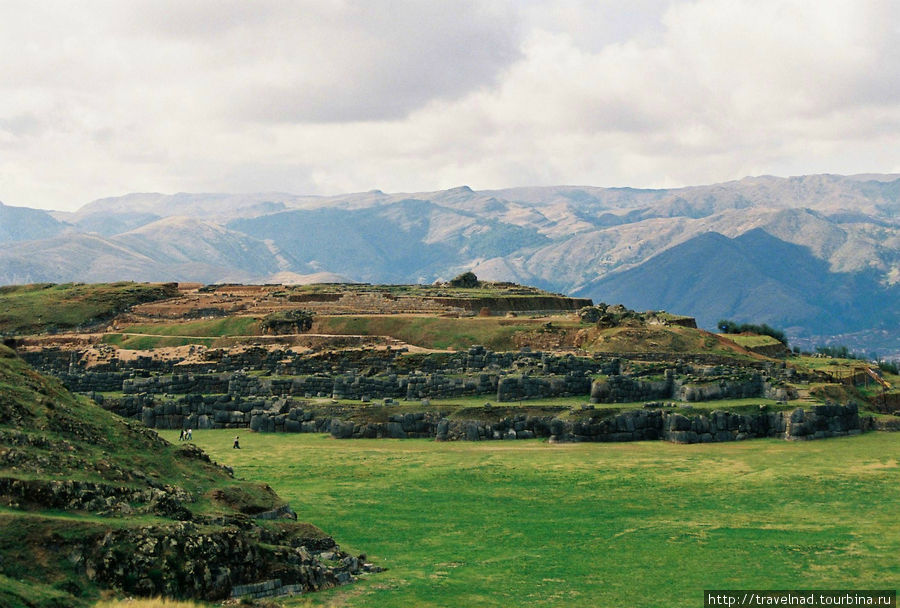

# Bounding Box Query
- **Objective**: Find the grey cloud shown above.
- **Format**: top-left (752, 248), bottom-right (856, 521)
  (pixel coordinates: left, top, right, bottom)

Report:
top-left (4, 1), bottom-right (900, 211)
top-left (106, 1), bottom-right (524, 123)
top-left (120, 0), bottom-right (281, 39)
top-left (0, 114), bottom-right (43, 137)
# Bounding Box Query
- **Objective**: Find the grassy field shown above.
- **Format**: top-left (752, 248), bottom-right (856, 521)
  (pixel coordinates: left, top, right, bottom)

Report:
top-left (99, 317), bottom-right (261, 349)
top-left (117, 316), bottom-right (261, 337)
top-left (311, 316), bottom-right (756, 356)
top-left (171, 430), bottom-right (900, 608)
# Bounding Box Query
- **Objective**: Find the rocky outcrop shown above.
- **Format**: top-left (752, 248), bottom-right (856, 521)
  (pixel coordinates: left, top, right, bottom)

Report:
top-left (79, 520), bottom-right (375, 601)
top-left (0, 477), bottom-right (193, 519)
top-left (0, 346), bottom-right (380, 606)
top-left (578, 304), bottom-right (697, 329)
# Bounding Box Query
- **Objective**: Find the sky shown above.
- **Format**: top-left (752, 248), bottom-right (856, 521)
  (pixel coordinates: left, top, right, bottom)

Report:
top-left (1, 0), bottom-right (899, 211)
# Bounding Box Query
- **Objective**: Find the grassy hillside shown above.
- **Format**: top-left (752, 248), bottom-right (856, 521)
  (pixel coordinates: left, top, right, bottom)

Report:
top-left (576, 325), bottom-right (759, 359)
top-left (0, 282), bottom-right (179, 335)
top-left (0, 344), bottom-right (365, 607)
top-left (184, 431), bottom-right (900, 608)
top-left (101, 317), bottom-right (260, 349)
top-left (312, 315), bottom-right (566, 350)
top-left (311, 315), bottom-right (756, 356)
top-left (724, 333), bottom-right (783, 348)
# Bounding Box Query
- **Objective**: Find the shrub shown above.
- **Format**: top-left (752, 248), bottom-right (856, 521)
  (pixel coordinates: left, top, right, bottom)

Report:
top-left (878, 360), bottom-right (899, 375)
top-left (717, 319), bottom-right (787, 345)
top-left (449, 272), bottom-right (479, 288)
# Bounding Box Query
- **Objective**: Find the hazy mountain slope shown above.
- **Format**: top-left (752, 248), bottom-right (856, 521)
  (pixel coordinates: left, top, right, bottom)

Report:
top-left (114, 216), bottom-right (290, 277)
top-left (229, 198), bottom-right (549, 283)
top-left (489, 173), bottom-right (900, 216)
top-left (69, 210), bottom-right (162, 236)
top-left (69, 191), bottom-right (318, 225)
top-left (0, 220), bottom-right (292, 284)
top-left (0, 234), bottom-right (161, 284)
top-left (577, 230), bottom-right (900, 338)
top-left (0, 201), bottom-right (68, 243)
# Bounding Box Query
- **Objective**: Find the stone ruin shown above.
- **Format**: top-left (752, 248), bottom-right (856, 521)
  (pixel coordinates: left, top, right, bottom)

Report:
top-left (18, 343), bottom-right (865, 444)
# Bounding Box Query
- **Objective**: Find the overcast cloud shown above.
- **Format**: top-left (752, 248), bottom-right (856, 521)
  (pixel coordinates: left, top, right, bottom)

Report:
top-left (1, 0), bottom-right (899, 211)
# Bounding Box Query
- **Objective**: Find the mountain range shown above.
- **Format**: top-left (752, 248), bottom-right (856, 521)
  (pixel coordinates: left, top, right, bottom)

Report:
top-left (1, 174), bottom-right (898, 355)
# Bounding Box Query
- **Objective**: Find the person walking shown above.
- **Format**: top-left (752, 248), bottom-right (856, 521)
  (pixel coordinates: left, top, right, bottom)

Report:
top-left (233, 435), bottom-right (241, 449)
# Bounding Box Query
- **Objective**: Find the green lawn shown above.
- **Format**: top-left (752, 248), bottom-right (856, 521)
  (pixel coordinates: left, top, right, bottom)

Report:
top-left (168, 431), bottom-right (900, 608)
top-left (117, 316), bottom-right (260, 337)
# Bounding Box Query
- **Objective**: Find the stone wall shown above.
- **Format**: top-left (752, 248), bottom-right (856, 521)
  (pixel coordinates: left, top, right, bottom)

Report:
top-left (568, 403), bottom-right (861, 444)
top-left (124, 373), bottom-right (230, 395)
top-left (590, 365), bottom-right (796, 404)
top-left (325, 403), bottom-right (862, 444)
top-left (30, 345), bottom-right (808, 417)
top-left (24, 345), bottom-right (619, 388)
top-left (41, 348), bottom-right (620, 403)
top-left (138, 394), bottom-right (271, 431)
top-left (58, 371), bottom-right (130, 393)
top-left (496, 372), bottom-right (591, 401)
top-left (102, 389), bottom-right (864, 446)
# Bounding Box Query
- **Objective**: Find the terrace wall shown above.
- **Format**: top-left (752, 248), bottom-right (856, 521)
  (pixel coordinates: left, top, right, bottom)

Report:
top-left (102, 392), bottom-right (863, 445)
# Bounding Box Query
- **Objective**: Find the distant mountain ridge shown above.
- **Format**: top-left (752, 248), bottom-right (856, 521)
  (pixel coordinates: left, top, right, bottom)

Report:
top-left (1, 174), bottom-right (898, 354)
top-left (577, 230), bottom-right (898, 339)
top-left (0, 201), bottom-right (68, 242)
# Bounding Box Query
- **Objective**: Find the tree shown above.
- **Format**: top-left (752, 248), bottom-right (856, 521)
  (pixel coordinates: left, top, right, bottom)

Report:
top-left (449, 272), bottom-right (479, 288)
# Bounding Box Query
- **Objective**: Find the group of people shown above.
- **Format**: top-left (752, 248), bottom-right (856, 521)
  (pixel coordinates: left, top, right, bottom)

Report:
top-left (178, 427), bottom-right (241, 449)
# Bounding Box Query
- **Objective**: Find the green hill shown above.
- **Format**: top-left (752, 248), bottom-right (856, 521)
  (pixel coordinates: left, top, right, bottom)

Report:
top-left (0, 282), bottom-right (179, 335)
top-left (0, 344), bottom-right (370, 607)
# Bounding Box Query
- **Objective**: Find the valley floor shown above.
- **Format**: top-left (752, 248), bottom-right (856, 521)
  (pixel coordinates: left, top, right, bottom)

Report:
top-left (169, 430), bottom-right (900, 608)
